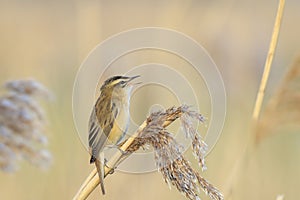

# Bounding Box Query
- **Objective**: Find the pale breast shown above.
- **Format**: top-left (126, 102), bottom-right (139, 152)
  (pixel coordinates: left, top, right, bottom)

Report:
top-left (107, 101), bottom-right (130, 145)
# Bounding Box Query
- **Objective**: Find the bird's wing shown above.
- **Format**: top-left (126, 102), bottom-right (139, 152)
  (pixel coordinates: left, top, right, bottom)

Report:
top-left (88, 108), bottom-right (106, 162)
top-left (88, 102), bottom-right (118, 163)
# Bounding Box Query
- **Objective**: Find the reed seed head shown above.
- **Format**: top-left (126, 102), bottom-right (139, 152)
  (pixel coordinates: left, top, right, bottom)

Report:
top-left (0, 79), bottom-right (52, 172)
top-left (127, 105), bottom-right (223, 200)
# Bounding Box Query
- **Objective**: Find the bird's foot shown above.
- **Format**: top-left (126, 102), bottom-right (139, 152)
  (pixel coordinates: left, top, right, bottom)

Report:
top-left (117, 147), bottom-right (130, 156)
top-left (104, 158), bottom-right (115, 174)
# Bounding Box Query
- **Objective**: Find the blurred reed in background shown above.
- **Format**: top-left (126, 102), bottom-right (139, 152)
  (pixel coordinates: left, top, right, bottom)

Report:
top-left (0, 79), bottom-right (52, 172)
top-left (256, 57), bottom-right (300, 142)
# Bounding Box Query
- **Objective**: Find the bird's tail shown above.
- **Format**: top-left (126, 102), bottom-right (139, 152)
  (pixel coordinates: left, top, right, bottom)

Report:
top-left (95, 153), bottom-right (106, 195)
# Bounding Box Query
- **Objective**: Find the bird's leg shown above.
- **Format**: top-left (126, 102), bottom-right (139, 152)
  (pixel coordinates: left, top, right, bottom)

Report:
top-left (117, 147), bottom-right (130, 156)
top-left (116, 140), bottom-right (132, 156)
top-left (105, 144), bottom-right (130, 155)
top-left (102, 141), bottom-right (134, 175)
top-left (103, 158), bottom-right (115, 174)
top-left (111, 145), bottom-right (131, 167)
top-left (102, 144), bottom-right (129, 175)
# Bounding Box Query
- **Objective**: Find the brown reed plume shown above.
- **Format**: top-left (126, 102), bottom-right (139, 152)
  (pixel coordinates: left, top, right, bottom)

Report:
top-left (256, 57), bottom-right (300, 142)
top-left (127, 106), bottom-right (222, 200)
top-left (0, 79), bottom-right (52, 172)
top-left (74, 105), bottom-right (223, 200)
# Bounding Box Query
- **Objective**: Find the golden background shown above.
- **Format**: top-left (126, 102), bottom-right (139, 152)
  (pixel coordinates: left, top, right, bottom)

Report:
top-left (0, 0), bottom-right (300, 199)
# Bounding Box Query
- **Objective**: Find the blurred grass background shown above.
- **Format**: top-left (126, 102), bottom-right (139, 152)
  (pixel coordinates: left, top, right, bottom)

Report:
top-left (0, 0), bottom-right (300, 199)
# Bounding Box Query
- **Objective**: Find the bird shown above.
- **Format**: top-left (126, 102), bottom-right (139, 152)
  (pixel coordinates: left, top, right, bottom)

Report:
top-left (88, 75), bottom-right (140, 195)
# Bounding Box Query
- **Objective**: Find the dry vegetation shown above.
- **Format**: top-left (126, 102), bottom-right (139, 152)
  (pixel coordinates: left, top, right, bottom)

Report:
top-left (0, 79), bottom-right (52, 172)
top-left (256, 58), bottom-right (300, 142)
top-left (127, 106), bottom-right (223, 200)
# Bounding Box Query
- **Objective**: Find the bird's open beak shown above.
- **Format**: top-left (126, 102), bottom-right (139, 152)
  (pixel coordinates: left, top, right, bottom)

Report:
top-left (129, 75), bottom-right (140, 81)
top-left (127, 75), bottom-right (141, 85)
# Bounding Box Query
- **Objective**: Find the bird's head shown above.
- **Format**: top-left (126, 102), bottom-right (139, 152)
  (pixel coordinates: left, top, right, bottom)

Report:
top-left (100, 75), bottom-right (140, 98)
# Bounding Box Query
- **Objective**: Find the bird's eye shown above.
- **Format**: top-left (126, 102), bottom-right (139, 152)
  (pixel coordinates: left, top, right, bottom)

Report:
top-left (120, 81), bottom-right (126, 86)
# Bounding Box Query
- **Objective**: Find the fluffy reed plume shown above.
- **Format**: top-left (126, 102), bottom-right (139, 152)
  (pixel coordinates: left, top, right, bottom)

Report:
top-left (256, 57), bottom-right (300, 142)
top-left (127, 106), bottom-right (223, 200)
top-left (0, 79), bottom-right (52, 172)
top-left (276, 194), bottom-right (285, 200)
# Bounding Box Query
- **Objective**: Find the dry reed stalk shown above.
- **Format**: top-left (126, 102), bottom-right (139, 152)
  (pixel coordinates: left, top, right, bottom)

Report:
top-left (0, 79), bottom-right (52, 172)
top-left (224, 0), bottom-right (285, 197)
top-left (74, 106), bottom-right (223, 200)
top-left (252, 0), bottom-right (285, 122)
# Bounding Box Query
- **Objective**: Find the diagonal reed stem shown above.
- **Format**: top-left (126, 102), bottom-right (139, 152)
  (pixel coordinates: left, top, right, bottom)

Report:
top-left (73, 108), bottom-right (182, 200)
top-left (252, 0), bottom-right (285, 122)
top-left (224, 0), bottom-right (285, 198)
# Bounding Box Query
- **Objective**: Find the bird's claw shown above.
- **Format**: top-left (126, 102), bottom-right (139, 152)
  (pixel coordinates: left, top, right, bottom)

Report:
top-left (118, 148), bottom-right (129, 156)
top-left (104, 158), bottom-right (115, 174)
